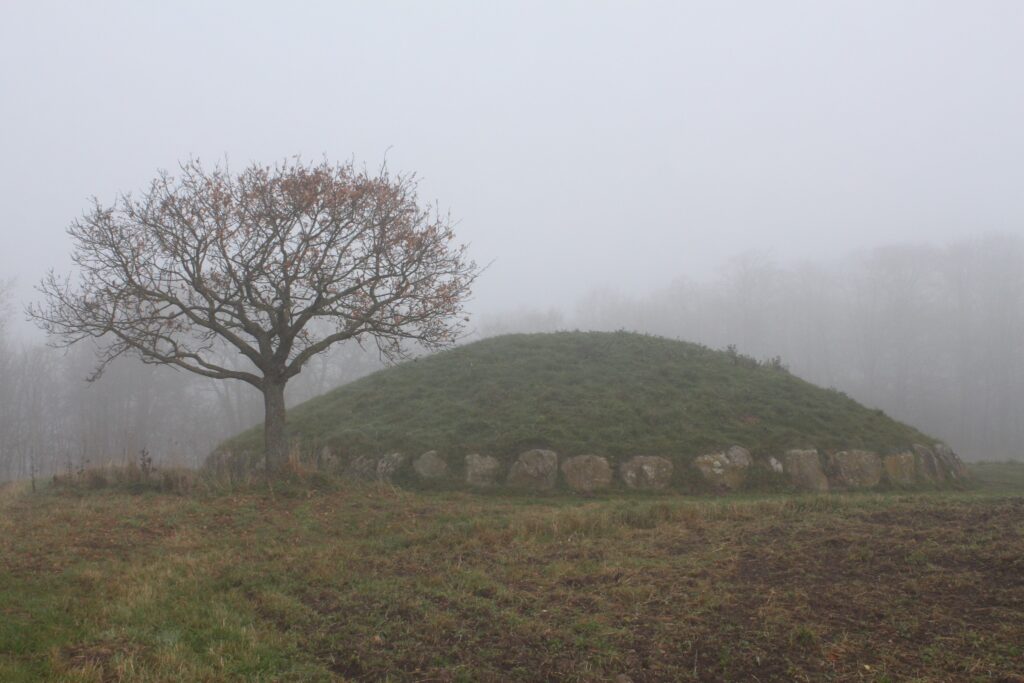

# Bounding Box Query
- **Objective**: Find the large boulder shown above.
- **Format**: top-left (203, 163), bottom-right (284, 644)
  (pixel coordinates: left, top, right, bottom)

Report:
top-left (913, 444), bottom-right (945, 483)
top-left (883, 451), bottom-right (916, 486)
top-left (694, 446), bottom-right (752, 491)
top-left (561, 455), bottom-right (613, 493)
top-left (465, 453), bottom-right (502, 488)
top-left (345, 455), bottom-right (377, 480)
top-left (934, 443), bottom-right (969, 480)
top-left (376, 452), bottom-right (407, 481)
top-left (507, 449), bottom-right (559, 490)
top-left (620, 456), bottom-right (674, 490)
top-left (346, 452), bottom-right (407, 482)
top-left (413, 451), bottom-right (449, 480)
top-left (827, 450), bottom-right (883, 489)
top-left (783, 449), bottom-right (829, 492)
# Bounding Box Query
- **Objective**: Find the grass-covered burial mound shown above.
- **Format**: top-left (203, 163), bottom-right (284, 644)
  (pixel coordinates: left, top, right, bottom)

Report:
top-left (216, 332), bottom-right (966, 492)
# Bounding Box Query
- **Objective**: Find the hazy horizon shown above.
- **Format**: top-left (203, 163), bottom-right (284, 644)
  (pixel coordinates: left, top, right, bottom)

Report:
top-left (3, 1), bottom-right (1023, 337)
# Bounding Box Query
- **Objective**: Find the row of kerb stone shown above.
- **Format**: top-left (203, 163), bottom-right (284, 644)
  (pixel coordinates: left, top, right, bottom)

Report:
top-left (345, 442), bottom-right (968, 493)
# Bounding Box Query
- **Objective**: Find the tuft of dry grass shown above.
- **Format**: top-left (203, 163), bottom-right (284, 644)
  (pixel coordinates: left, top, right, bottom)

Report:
top-left (0, 480), bottom-right (31, 503)
top-left (48, 462), bottom-right (202, 496)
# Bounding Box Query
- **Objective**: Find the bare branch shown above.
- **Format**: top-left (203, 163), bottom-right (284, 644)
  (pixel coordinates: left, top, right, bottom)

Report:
top-left (28, 156), bottom-right (479, 466)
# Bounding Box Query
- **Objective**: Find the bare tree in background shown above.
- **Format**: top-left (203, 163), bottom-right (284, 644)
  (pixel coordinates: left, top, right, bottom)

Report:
top-left (29, 158), bottom-right (478, 472)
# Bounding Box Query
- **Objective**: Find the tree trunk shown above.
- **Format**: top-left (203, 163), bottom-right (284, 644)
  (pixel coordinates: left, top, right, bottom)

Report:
top-left (263, 380), bottom-right (289, 473)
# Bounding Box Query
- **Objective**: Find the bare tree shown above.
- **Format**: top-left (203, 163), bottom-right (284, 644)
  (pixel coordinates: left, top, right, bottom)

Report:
top-left (29, 158), bottom-right (478, 472)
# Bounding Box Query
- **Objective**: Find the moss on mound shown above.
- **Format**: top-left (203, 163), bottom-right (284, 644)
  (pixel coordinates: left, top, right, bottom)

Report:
top-left (218, 331), bottom-right (933, 464)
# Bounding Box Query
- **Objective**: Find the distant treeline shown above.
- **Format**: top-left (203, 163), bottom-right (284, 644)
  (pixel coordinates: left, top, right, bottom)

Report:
top-left (481, 234), bottom-right (1024, 462)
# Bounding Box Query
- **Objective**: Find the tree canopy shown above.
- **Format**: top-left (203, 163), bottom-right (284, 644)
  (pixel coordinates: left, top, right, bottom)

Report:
top-left (30, 158), bottom-right (479, 470)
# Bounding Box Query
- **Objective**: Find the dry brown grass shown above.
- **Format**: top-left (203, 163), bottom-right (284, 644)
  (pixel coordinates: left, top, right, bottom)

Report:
top-left (1, 471), bottom-right (1022, 681)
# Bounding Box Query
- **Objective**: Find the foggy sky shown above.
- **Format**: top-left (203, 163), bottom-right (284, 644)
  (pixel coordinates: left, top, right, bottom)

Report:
top-left (2, 1), bottom-right (1023, 334)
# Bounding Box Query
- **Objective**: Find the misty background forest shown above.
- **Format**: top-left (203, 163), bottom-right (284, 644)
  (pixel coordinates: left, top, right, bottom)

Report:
top-left (1, 233), bottom-right (1021, 481)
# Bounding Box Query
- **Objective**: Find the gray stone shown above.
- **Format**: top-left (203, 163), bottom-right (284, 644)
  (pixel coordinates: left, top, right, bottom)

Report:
top-left (913, 444), bottom-right (945, 483)
top-left (620, 456), bottom-right (674, 490)
top-left (376, 452), bottom-right (407, 481)
top-left (413, 450), bottom-right (449, 480)
top-left (345, 454), bottom-right (378, 480)
top-left (783, 449), bottom-right (829, 492)
top-left (694, 445), bottom-right (752, 490)
top-left (465, 453), bottom-right (502, 488)
top-left (345, 452), bottom-right (407, 482)
top-left (883, 451), bottom-right (916, 485)
top-left (827, 450), bottom-right (883, 488)
top-left (561, 455), bottom-right (613, 493)
top-left (934, 443), bottom-right (969, 480)
top-left (507, 449), bottom-right (559, 490)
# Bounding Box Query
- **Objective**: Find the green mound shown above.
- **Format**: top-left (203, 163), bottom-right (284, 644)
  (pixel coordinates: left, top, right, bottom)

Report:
top-left (219, 331), bottom-right (932, 463)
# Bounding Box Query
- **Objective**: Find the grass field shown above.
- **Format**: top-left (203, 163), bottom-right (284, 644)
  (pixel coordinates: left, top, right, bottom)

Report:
top-left (1, 464), bottom-right (1022, 682)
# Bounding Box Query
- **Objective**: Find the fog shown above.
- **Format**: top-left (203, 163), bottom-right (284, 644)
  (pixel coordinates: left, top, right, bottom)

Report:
top-left (2, 2), bottom-right (1023, 478)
